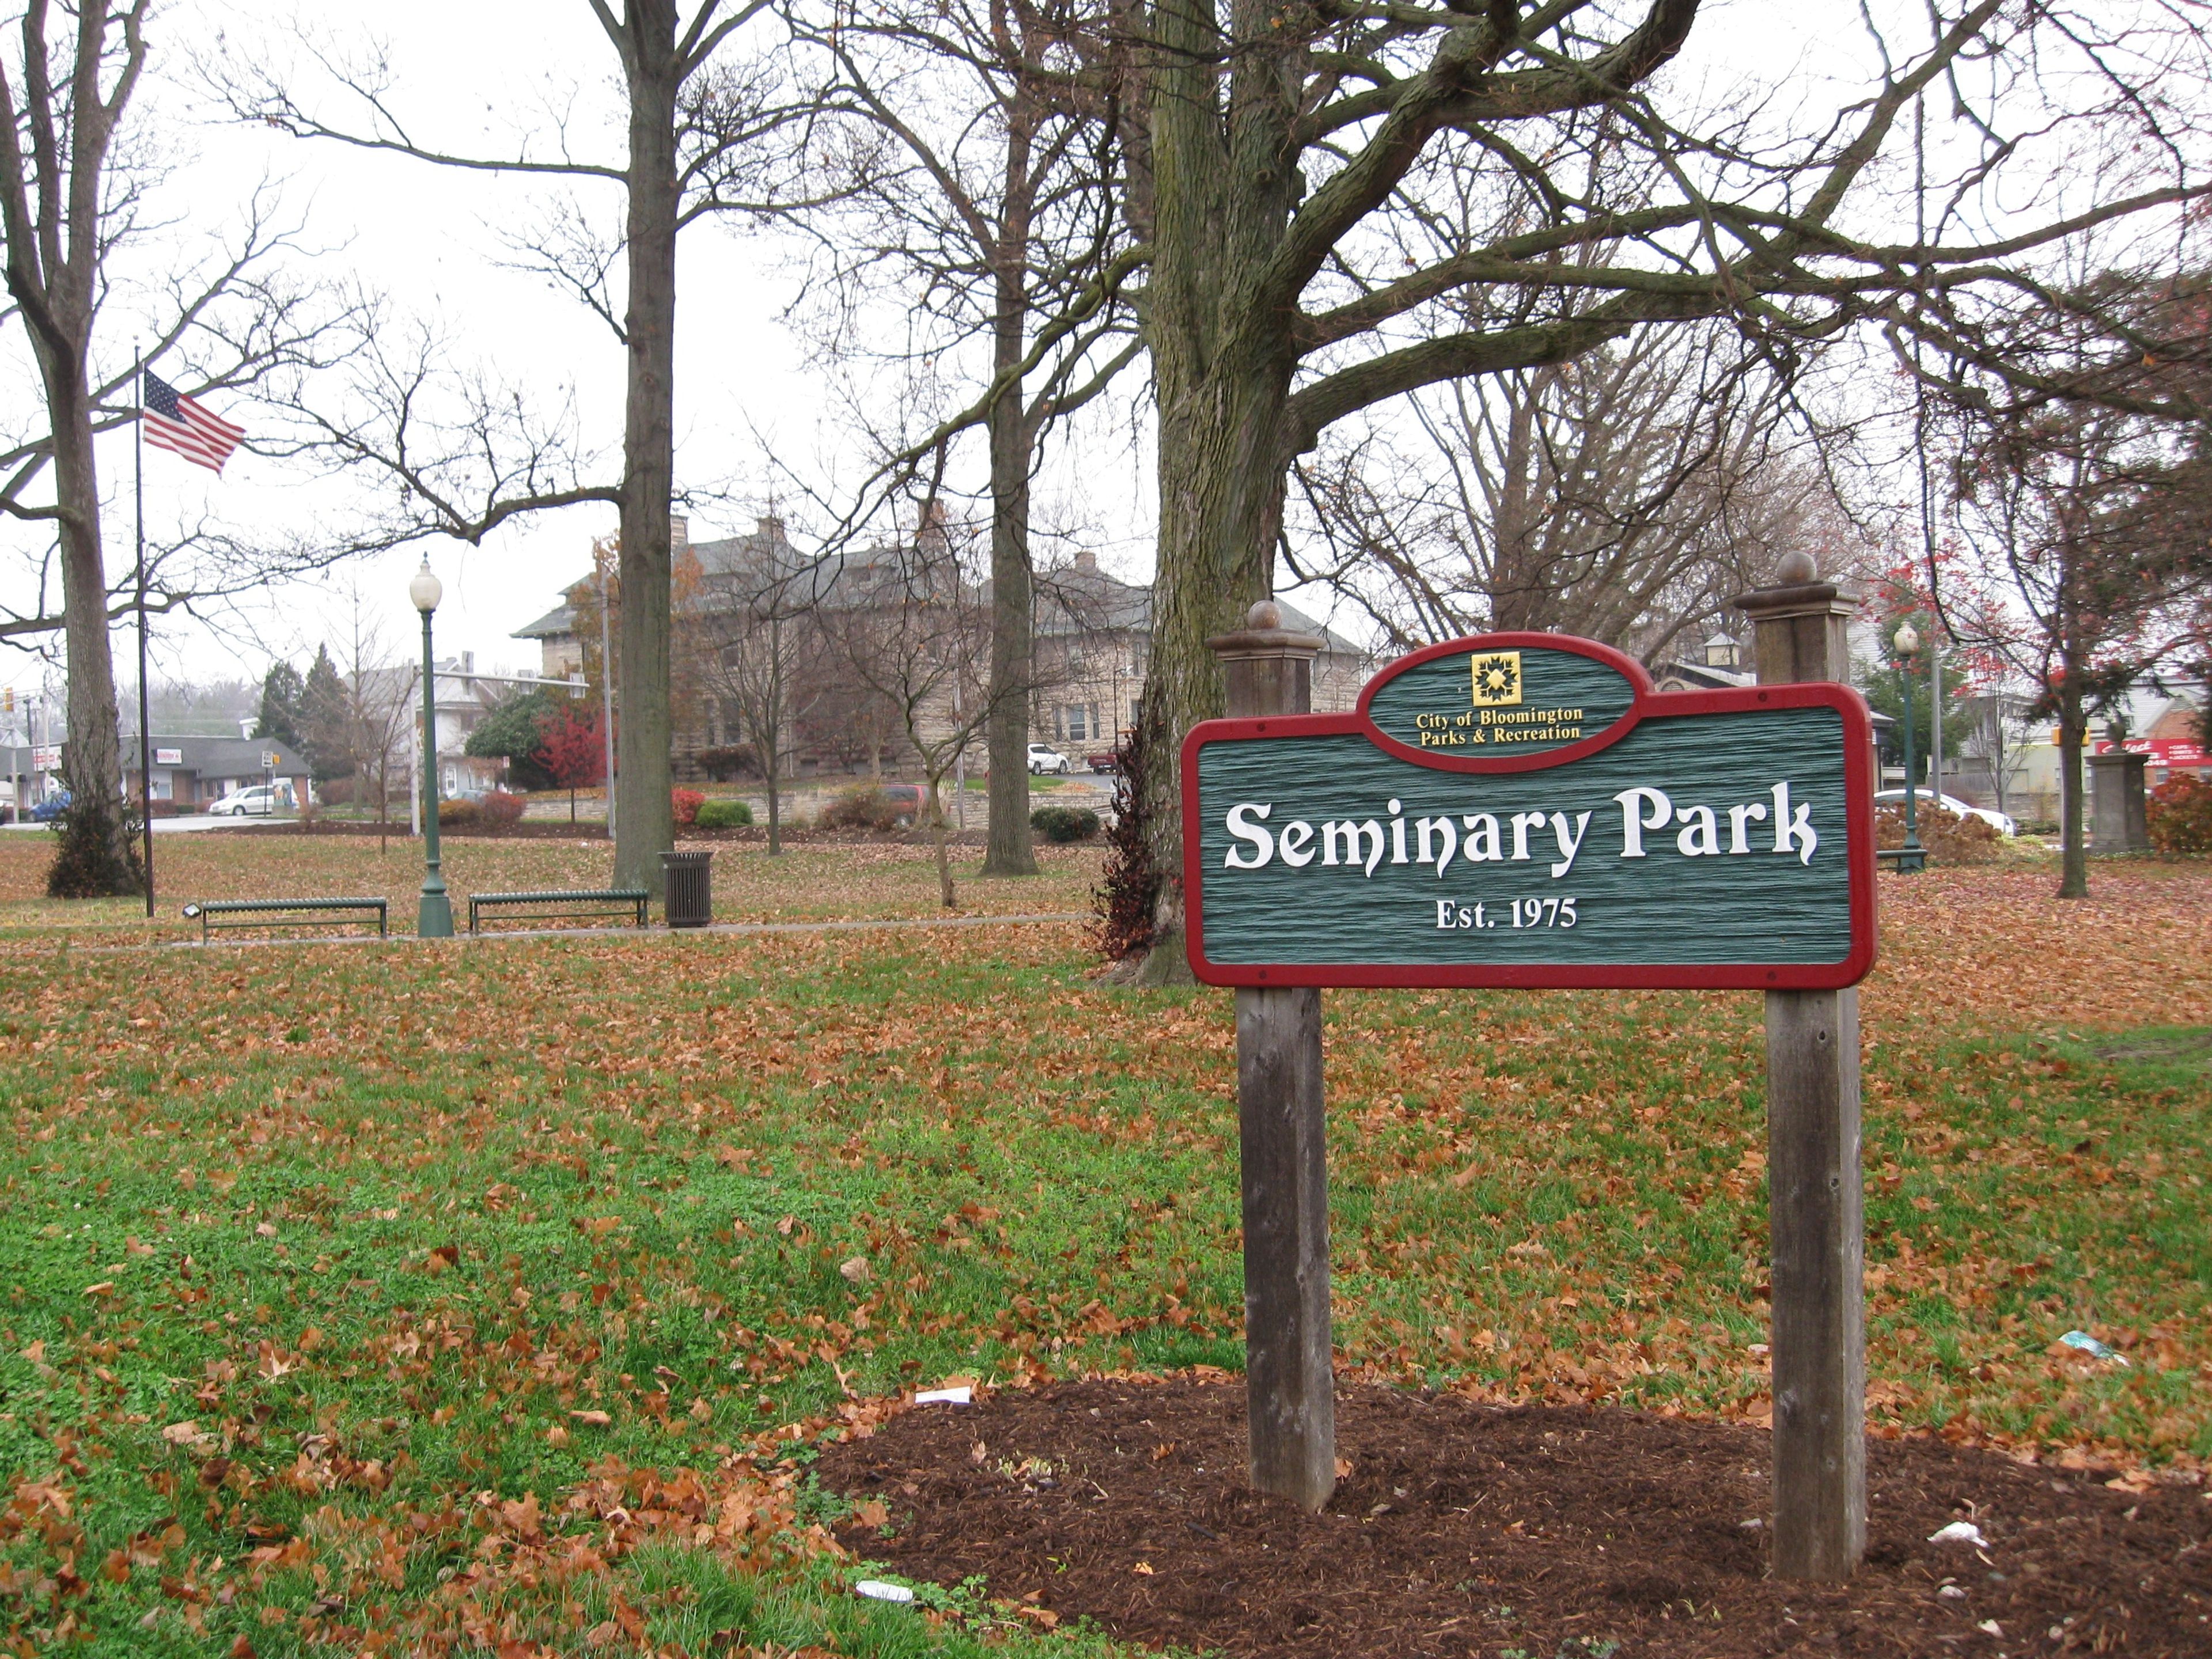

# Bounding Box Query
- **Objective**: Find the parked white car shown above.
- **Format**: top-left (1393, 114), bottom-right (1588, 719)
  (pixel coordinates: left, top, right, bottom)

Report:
top-left (1874, 788), bottom-right (2016, 838)
top-left (1026, 743), bottom-right (1072, 775)
top-left (206, 784), bottom-right (286, 817)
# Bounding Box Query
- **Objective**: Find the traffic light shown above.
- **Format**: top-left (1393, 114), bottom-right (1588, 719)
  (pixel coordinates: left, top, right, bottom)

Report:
top-left (2, 689), bottom-right (13, 713)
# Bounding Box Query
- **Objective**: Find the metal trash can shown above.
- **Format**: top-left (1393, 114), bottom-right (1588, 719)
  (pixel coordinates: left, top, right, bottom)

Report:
top-left (661, 849), bottom-right (714, 929)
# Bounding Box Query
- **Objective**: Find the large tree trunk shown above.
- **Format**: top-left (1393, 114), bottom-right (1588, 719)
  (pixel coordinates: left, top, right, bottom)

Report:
top-left (612, 29), bottom-right (681, 899)
top-left (1126, 0), bottom-right (1302, 982)
top-left (44, 357), bottom-right (137, 896)
top-left (981, 330), bottom-right (1037, 876)
top-left (1131, 357), bottom-right (1296, 982)
top-left (2055, 673), bottom-right (2088, 900)
top-left (982, 106), bottom-right (1039, 878)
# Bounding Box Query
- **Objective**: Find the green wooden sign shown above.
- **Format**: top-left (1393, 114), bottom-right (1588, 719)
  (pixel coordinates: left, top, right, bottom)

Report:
top-left (1181, 634), bottom-right (1877, 990)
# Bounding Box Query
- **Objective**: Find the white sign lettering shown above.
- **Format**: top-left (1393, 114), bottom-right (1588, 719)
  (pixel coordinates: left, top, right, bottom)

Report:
top-left (1222, 782), bottom-right (1820, 877)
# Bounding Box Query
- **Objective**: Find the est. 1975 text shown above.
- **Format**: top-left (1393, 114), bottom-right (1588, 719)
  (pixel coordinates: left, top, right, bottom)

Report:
top-left (1434, 897), bottom-right (1578, 929)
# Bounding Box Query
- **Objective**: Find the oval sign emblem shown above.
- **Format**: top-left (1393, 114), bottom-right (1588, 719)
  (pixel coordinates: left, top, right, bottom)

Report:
top-left (1359, 632), bottom-right (1647, 772)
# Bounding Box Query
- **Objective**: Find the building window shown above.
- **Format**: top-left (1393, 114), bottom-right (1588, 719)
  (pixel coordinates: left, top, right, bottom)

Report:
top-left (1061, 704), bottom-right (1089, 744)
top-left (1130, 700), bottom-right (1141, 729)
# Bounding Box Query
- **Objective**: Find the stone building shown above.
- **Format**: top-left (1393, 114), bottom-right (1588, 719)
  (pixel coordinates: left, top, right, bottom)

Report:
top-left (512, 522), bottom-right (1373, 779)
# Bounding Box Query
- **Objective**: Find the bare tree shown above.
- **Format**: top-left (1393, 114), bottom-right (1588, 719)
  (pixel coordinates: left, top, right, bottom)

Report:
top-left (784, 0), bottom-right (1139, 878)
top-left (221, 1), bottom-right (832, 896)
top-left (1942, 310), bottom-right (2212, 897)
top-left (255, 316), bottom-right (618, 555)
top-left (0, 6), bottom-right (349, 892)
top-left (1289, 323), bottom-right (1857, 657)
top-left (817, 506), bottom-right (995, 908)
top-left (1105, 0), bottom-right (2212, 975)
top-left (327, 582), bottom-right (416, 854)
top-left (697, 532), bottom-right (832, 854)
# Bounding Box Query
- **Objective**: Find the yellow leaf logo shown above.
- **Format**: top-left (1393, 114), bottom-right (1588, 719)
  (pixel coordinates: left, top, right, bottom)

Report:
top-left (1470, 651), bottom-right (1522, 706)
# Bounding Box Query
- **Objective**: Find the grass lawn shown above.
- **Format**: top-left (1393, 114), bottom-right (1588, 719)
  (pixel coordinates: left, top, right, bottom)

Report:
top-left (0, 831), bottom-right (1099, 947)
top-left (0, 846), bottom-right (2205, 1654)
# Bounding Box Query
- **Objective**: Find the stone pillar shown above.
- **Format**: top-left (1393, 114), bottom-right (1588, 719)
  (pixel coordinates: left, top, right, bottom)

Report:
top-left (1207, 601), bottom-right (1334, 1512)
top-left (2089, 751), bottom-right (2150, 854)
top-left (1732, 553), bottom-right (1866, 1581)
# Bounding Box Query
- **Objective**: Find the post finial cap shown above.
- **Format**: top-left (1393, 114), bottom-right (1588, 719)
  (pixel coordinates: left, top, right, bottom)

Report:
top-left (1774, 550), bottom-right (1818, 584)
top-left (1247, 600), bottom-right (1282, 630)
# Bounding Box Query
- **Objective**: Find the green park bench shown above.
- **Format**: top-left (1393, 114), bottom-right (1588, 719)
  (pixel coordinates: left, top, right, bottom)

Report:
top-left (182, 897), bottom-right (389, 943)
top-left (467, 888), bottom-right (650, 934)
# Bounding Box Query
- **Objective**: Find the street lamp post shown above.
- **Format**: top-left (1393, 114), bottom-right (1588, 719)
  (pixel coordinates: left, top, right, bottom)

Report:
top-left (1893, 622), bottom-right (1926, 874)
top-left (411, 560), bottom-right (454, 937)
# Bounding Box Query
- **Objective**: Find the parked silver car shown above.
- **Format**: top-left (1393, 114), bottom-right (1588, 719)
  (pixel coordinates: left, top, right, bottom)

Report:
top-left (206, 784), bottom-right (287, 817)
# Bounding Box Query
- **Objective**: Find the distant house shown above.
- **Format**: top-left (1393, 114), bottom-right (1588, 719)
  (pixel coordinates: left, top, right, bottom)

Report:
top-left (1652, 631), bottom-right (1755, 694)
top-left (513, 519), bottom-right (1375, 779)
top-left (1025, 550), bottom-right (1371, 755)
top-left (120, 732), bottom-right (310, 809)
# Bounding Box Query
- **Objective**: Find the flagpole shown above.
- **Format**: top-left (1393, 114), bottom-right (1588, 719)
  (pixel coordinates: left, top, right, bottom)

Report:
top-left (135, 348), bottom-right (154, 920)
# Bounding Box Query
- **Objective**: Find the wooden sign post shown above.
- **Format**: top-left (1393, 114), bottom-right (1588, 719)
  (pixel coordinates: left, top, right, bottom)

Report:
top-left (1191, 587), bottom-right (1875, 1573)
top-left (1734, 554), bottom-right (1866, 1580)
top-left (1207, 603), bottom-right (1335, 1511)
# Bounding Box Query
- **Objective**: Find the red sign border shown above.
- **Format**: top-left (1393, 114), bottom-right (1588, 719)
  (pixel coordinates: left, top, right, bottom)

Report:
top-left (1181, 668), bottom-right (1878, 993)
top-left (1355, 630), bottom-right (1654, 774)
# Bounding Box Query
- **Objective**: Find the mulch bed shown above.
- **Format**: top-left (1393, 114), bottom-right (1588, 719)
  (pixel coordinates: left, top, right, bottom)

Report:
top-left (817, 1378), bottom-right (2212, 1657)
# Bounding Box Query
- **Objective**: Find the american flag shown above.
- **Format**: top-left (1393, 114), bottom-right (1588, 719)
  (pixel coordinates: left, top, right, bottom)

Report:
top-left (142, 370), bottom-right (244, 475)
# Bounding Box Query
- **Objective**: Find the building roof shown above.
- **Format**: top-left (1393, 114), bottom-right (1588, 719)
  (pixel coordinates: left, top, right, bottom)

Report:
top-left (130, 734), bottom-right (307, 774)
top-left (512, 525), bottom-right (1372, 661)
top-left (514, 601), bottom-right (575, 640)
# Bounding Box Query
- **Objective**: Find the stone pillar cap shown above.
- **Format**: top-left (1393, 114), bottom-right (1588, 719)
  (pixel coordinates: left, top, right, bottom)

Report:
top-left (1732, 579), bottom-right (1851, 616)
top-left (1207, 598), bottom-right (1324, 657)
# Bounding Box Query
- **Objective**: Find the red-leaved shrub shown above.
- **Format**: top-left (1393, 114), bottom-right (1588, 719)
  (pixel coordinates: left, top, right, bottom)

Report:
top-left (482, 791), bottom-right (526, 827)
top-left (671, 787), bottom-right (705, 827)
top-left (2147, 771), bottom-right (2212, 854)
top-left (1874, 802), bottom-right (2003, 865)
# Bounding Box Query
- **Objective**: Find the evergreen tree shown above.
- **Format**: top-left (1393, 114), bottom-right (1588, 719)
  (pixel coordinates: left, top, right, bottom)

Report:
top-left (465, 687), bottom-right (564, 791)
top-left (298, 646), bottom-right (355, 783)
top-left (254, 661), bottom-right (305, 751)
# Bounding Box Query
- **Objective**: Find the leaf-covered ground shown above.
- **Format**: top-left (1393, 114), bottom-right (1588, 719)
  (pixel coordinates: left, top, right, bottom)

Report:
top-left (0, 832), bottom-right (1097, 946)
top-left (0, 849), bottom-right (2204, 1655)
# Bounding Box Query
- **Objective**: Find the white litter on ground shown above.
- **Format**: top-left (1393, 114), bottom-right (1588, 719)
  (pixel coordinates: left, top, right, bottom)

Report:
top-left (1928, 1521), bottom-right (1989, 1547)
top-left (2059, 1330), bottom-right (2130, 1365)
top-left (855, 1581), bottom-right (916, 1604)
top-left (914, 1385), bottom-right (974, 1405)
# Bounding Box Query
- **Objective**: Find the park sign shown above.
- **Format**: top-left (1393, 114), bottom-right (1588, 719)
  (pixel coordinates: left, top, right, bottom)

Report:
top-left (1181, 632), bottom-right (1877, 990)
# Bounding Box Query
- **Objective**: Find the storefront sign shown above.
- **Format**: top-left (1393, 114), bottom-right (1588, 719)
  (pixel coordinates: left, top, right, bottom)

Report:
top-left (2092, 736), bottom-right (2207, 767)
top-left (1183, 634), bottom-right (1877, 990)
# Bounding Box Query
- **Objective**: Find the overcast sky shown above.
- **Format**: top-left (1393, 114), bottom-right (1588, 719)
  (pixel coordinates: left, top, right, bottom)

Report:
top-left (0, 0), bottom-right (1157, 701)
top-left (0, 0), bottom-right (2108, 706)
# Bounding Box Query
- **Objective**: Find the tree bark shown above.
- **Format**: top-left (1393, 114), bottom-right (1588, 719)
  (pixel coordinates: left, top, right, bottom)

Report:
top-left (929, 773), bottom-right (956, 908)
top-left (45, 359), bottom-right (136, 893)
top-left (1126, 0), bottom-right (1306, 981)
top-left (612, 18), bottom-right (682, 899)
top-left (2056, 675), bottom-right (2088, 900)
top-left (0, 1), bottom-right (150, 897)
top-left (980, 90), bottom-right (1040, 877)
top-left (980, 354), bottom-right (1037, 876)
